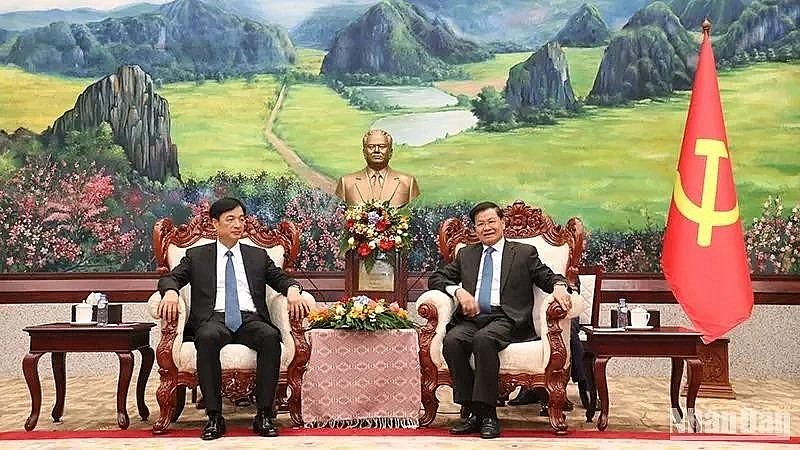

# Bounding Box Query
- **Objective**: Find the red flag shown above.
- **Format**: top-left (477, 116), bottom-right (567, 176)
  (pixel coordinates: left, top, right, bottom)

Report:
top-left (661, 23), bottom-right (753, 344)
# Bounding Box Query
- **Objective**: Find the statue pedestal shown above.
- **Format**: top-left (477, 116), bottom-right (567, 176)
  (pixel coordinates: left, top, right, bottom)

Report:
top-left (344, 250), bottom-right (408, 308)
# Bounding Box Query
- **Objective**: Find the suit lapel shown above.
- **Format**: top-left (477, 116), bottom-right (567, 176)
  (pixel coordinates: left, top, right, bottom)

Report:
top-left (208, 243), bottom-right (217, 295)
top-left (353, 169), bottom-right (372, 203)
top-left (240, 244), bottom-right (258, 298)
top-left (500, 241), bottom-right (516, 292)
top-left (464, 244), bottom-right (482, 293)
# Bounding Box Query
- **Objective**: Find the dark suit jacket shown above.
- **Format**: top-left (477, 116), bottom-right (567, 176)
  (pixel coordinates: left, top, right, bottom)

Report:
top-left (158, 242), bottom-right (297, 332)
top-left (428, 240), bottom-right (567, 340)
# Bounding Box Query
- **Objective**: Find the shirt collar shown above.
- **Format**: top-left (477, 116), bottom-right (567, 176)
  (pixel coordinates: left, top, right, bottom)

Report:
top-left (482, 238), bottom-right (505, 254)
top-left (366, 167), bottom-right (388, 180)
top-left (217, 240), bottom-right (242, 258)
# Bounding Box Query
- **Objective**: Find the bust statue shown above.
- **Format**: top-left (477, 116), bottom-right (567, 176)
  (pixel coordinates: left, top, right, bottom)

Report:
top-left (335, 129), bottom-right (420, 208)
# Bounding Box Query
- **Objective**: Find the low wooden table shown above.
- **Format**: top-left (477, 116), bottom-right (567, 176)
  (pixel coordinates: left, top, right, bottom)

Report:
top-left (22, 322), bottom-right (155, 431)
top-left (581, 325), bottom-right (703, 432)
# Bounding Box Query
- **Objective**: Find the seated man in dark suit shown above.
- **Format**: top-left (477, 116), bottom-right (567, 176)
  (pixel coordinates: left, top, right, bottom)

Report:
top-left (428, 201), bottom-right (572, 439)
top-left (157, 197), bottom-right (310, 440)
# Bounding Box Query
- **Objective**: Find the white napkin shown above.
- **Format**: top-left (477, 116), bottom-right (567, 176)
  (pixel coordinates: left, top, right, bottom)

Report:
top-left (85, 292), bottom-right (101, 305)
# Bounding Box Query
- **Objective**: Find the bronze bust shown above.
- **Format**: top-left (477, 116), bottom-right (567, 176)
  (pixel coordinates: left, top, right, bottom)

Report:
top-left (335, 129), bottom-right (420, 208)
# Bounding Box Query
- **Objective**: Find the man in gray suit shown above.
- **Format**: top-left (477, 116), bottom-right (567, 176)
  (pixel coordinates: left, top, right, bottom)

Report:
top-left (428, 201), bottom-right (572, 438)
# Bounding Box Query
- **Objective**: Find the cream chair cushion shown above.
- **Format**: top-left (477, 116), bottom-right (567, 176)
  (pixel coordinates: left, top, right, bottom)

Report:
top-left (149, 237), bottom-right (297, 373)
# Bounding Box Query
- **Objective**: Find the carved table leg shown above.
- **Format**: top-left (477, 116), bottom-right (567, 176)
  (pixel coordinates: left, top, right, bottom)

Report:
top-left (51, 352), bottom-right (66, 422)
top-left (23, 352), bottom-right (44, 431)
top-left (670, 357), bottom-right (685, 423)
top-left (116, 351), bottom-right (134, 429)
top-left (593, 355), bottom-right (610, 431)
top-left (137, 346), bottom-right (154, 421)
top-left (583, 350), bottom-right (596, 423)
top-left (686, 357), bottom-right (702, 432)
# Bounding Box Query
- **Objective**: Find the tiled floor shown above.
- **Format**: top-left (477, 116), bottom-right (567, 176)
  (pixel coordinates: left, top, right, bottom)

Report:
top-left (0, 374), bottom-right (797, 449)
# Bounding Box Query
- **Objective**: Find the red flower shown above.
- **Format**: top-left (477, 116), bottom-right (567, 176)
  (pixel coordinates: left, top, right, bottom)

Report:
top-left (378, 239), bottom-right (395, 251)
top-left (346, 219), bottom-right (355, 229)
top-left (357, 243), bottom-right (372, 257)
top-left (375, 218), bottom-right (390, 232)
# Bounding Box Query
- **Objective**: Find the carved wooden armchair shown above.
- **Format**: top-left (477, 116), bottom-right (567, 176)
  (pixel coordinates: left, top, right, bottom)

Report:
top-left (146, 213), bottom-right (312, 433)
top-left (417, 200), bottom-right (586, 434)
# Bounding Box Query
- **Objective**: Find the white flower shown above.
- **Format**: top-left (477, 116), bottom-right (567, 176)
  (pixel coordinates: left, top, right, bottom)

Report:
top-left (347, 237), bottom-right (355, 245)
top-left (394, 236), bottom-right (402, 244)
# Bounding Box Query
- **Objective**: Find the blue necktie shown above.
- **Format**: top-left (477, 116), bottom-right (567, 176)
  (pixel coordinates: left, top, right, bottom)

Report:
top-left (477, 247), bottom-right (495, 314)
top-left (224, 250), bottom-right (242, 332)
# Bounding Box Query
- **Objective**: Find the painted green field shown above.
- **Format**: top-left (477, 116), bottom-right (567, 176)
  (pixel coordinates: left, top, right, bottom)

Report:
top-left (159, 77), bottom-right (289, 178)
top-left (0, 66), bottom-right (91, 132)
top-left (435, 47), bottom-right (604, 98)
top-left (273, 84), bottom-right (380, 175)
top-left (276, 63), bottom-right (800, 230)
top-left (295, 48), bottom-right (326, 74)
top-left (0, 67), bottom-right (288, 178)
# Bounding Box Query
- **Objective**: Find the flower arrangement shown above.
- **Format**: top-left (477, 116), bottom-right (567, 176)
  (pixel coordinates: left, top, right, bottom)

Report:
top-left (307, 296), bottom-right (416, 331)
top-left (339, 200), bottom-right (411, 271)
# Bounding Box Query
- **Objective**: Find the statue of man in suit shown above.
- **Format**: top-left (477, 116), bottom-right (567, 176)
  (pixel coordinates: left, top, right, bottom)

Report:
top-left (428, 201), bottom-right (573, 439)
top-left (157, 197), bottom-right (310, 440)
top-left (335, 129), bottom-right (420, 208)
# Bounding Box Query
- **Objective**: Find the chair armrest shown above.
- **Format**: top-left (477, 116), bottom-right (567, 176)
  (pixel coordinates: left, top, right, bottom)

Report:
top-left (149, 291), bottom-right (187, 375)
top-left (538, 292), bottom-right (585, 372)
top-left (416, 289), bottom-right (454, 373)
top-left (266, 290), bottom-right (316, 361)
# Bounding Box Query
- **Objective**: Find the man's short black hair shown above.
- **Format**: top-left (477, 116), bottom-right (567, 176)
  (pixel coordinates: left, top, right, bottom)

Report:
top-left (209, 197), bottom-right (246, 220)
top-left (469, 201), bottom-right (503, 223)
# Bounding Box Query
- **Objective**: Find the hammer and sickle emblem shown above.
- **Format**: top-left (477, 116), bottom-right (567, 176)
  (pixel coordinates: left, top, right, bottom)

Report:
top-left (672, 138), bottom-right (739, 247)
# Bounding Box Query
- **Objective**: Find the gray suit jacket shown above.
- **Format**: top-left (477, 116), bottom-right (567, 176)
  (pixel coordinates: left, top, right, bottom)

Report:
top-left (428, 240), bottom-right (567, 340)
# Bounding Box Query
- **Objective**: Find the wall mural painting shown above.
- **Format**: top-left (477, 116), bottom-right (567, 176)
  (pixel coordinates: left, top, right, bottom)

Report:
top-left (0, 0), bottom-right (797, 274)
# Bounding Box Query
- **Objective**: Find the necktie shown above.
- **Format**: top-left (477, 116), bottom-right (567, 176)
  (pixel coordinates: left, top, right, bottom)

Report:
top-left (224, 250), bottom-right (242, 332)
top-left (477, 247), bottom-right (494, 314)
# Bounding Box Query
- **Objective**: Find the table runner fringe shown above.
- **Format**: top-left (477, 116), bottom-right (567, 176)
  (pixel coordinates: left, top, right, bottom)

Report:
top-left (304, 417), bottom-right (419, 429)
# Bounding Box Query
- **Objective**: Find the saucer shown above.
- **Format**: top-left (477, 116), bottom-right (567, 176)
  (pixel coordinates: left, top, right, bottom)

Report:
top-left (625, 325), bottom-right (654, 331)
top-left (69, 321), bottom-right (97, 326)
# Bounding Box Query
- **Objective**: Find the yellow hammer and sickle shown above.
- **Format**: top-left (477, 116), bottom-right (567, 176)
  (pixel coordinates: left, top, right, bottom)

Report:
top-left (672, 138), bottom-right (740, 247)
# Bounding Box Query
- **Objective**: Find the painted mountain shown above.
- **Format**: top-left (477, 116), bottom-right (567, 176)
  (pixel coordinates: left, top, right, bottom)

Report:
top-left (4, 0), bottom-right (295, 81)
top-left (290, 3), bottom-right (372, 49)
top-left (668, 0), bottom-right (746, 31)
top-left (291, 0), bottom-right (652, 50)
top-left (588, 1), bottom-right (697, 105)
top-left (321, 0), bottom-right (490, 77)
top-left (0, 4), bottom-right (162, 31)
top-left (715, 0), bottom-right (800, 60)
top-left (554, 3), bottom-right (612, 46)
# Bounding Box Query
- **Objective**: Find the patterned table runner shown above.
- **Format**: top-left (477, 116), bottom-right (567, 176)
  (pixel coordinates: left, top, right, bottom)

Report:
top-left (302, 329), bottom-right (421, 428)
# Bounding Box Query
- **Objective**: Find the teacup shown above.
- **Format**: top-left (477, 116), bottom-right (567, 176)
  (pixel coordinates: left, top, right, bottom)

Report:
top-left (74, 303), bottom-right (93, 323)
top-left (630, 306), bottom-right (650, 328)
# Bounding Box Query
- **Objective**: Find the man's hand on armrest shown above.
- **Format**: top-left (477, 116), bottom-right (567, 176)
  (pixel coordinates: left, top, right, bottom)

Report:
top-left (158, 290), bottom-right (180, 323)
top-left (448, 286), bottom-right (479, 317)
top-left (552, 282), bottom-right (572, 311)
top-left (287, 284), bottom-right (310, 322)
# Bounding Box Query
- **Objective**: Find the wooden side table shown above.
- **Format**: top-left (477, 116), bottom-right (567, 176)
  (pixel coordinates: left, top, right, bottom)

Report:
top-left (581, 326), bottom-right (703, 432)
top-left (22, 322), bottom-right (155, 431)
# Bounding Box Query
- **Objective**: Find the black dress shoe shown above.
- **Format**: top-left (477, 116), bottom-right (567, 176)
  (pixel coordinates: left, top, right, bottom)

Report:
top-left (201, 413), bottom-right (225, 440)
top-left (449, 414), bottom-right (482, 434)
top-left (253, 410), bottom-right (279, 437)
top-left (480, 417), bottom-right (501, 439)
top-left (508, 388), bottom-right (544, 406)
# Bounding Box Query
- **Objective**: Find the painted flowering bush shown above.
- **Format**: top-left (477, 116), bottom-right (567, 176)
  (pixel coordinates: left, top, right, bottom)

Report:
top-left (306, 295), bottom-right (416, 331)
top-left (745, 195), bottom-right (800, 274)
top-left (0, 158), bottom-right (136, 271)
top-left (339, 200), bottom-right (411, 271)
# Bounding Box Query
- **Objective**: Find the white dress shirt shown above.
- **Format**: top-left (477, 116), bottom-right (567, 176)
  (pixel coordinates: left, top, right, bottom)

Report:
top-left (214, 241), bottom-right (257, 313)
top-left (447, 238), bottom-right (505, 306)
